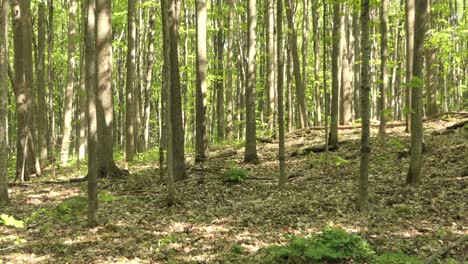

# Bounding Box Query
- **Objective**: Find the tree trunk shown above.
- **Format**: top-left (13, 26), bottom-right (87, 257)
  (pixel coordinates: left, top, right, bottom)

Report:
top-left (85, 0), bottom-right (98, 226)
top-left (13, 0), bottom-right (37, 182)
top-left (168, 0), bottom-right (186, 181)
top-left (0, 0), bottom-right (8, 203)
top-left (143, 10), bottom-right (155, 151)
top-left (244, 0), bottom-right (259, 163)
top-left (358, 0), bottom-right (371, 211)
top-left (37, 3), bottom-right (48, 168)
top-left (216, 0), bottom-right (225, 141)
top-left (405, 0), bottom-right (415, 132)
top-left (78, 0), bottom-right (88, 162)
top-left (312, 0), bottom-right (321, 126)
top-left (266, 0), bottom-right (275, 133)
top-left (96, 0), bottom-right (123, 178)
top-left (47, 0), bottom-right (55, 177)
top-left (425, 1), bottom-right (437, 116)
top-left (285, 0), bottom-right (307, 128)
top-left (60, 0), bottom-right (77, 166)
top-left (277, 0), bottom-right (286, 187)
top-left (407, 0), bottom-right (428, 185)
top-left (379, 0), bottom-right (388, 134)
top-left (225, 0), bottom-right (234, 139)
top-left (125, 0), bottom-right (136, 162)
top-left (352, 9), bottom-right (361, 120)
top-left (340, 5), bottom-right (352, 126)
top-left (195, 0), bottom-right (208, 162)
top-left (330, 1), bottom-right (341, 145)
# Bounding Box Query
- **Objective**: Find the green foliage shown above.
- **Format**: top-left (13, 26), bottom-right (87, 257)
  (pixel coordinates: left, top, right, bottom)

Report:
top-left (267, 227), bottom-right (375, 263)
top-left (99, 191), bottom-right (120, 202)
top-left (54, 196), bottom-right (88, 221)
top-left (374, 252), bottom-right (422, 264)
top-left (231, 244), bottom-right (246, 254)
top-left (224, 164), bottom-right (248, 184)
top-left (390, 139), bottom-right (406, 151)
top-left (0, 214), bottom-right (25, 228)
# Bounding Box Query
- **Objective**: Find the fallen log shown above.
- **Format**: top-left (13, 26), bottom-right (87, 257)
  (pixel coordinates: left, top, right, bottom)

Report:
top-left (424, 235), bottom-right (468, 264)
top-left (257, 137), bottom-right (274, 143)
top-left (291, 144), bottom-right (339, 157)
top-left (209, 150), bottom-right (238, 159)
top-left (446, 119), bottom-right (468, 130)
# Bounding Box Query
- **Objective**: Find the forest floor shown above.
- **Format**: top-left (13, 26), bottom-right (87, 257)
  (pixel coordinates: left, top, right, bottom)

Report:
top-left (1, 117), bottom-right (467, 263)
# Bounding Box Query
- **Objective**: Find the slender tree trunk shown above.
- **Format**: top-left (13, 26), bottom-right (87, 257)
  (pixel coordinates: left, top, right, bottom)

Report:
top-left (340, 5), bottom-right (352, 126)
top-left (143, 10), bottom-right (155, 150)
top-left (330, 1), bottom-right (341, 145)
top-left (266, 0), bottom-right (275, 133)
top-left (425, 1), bottom-right (437, 116)
top-left (160, 0), bottom-right (170, 179)
top-left (407, 0), bottom-right (428, 185)
top-left (47, 0), bottom-right (55, 177)
top-left (195, 0), bottom-right (208, 162)
top-left (405, 0), bottom-right (415, 132)
top-left (277, 0), bottom-right (286, 187)
top-left (379, 0), bottom-right (388, 134)
top-left (125, 0), bottom-right (136, 162)
top-left (285, 0), bottom-right (307, 128)
top-left (60, 0), bottom-right (77, 166)
top-left (312, 1), bottom-right (321, 126)
top-left (86, 0), bottom-right (98, 226)
top-left (96, 0), bottom-right (123, 178)
top-left (358, 0), bottom-right (371, 211)
top-left (225, 0), bottom-right (234, 139)
top-left (0, 0), bottom-right (8, 203)
top-left (352, 9), bottom-right (361, 120)
top-left (286, 43), bottom-right (293, 131)
top-left (245, 0), bottom-right (259, 163)
top-left (78, 0), bottom-right (87, 162)
top-left (216, 0), bottom-right (225, 141)
top-left (37, 3), bottom-right (48, 168)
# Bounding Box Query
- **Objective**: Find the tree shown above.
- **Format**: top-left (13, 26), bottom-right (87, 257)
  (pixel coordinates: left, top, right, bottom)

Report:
top-left (86, 0), bottom-right (98, 226)
top-left (285, 0), bottom-right (307, 128)
top-left (340, 4), bottom-right (352, 126)
top-left (266, 0), bottom-right (276, 133)
top-left (358, 0), bottom-right (371, 211)
top-left (13, 0), bottom-right (38, 182)
top-left (330, 0), bottom-right (340, 145)
top-left (405, 0), bottom-right (415, 133)
top-left (125, 0), bottom-right (136, 162)
top-left (379, 0), bottom-right (389, 135)
top-left (216, 0), bottom-right (225, 141)
top-left (47, 0), bottom-right (55, 178)
top-left (312, 0), bottom-right (321, 126)
top-left (225, 0), bottom-right (234, 139)
top-left (95, 0), bottom-right (124, 178)
top-left (195, 0), bottom-right (208, 162)
top-left (60, 0), bottom-right (77, 166)
top-left (277, 0), bottom-right (286, 187)
top-left (37, 3), bottom-right (48, 168)
top-left (0, 0), bottom-right (8, 203)
top-left (244, 0), bottom-right (259, 164)
top-left (407, 0), bottom-right (428, 185)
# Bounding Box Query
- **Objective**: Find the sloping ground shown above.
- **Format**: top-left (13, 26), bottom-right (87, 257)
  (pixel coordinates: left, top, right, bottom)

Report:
top-left (1, 118), bottom-right (467, 263)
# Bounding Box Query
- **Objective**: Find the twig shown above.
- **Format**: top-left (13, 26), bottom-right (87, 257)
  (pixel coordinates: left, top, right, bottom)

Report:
top-left (424, 235), bottom-right (468, 264)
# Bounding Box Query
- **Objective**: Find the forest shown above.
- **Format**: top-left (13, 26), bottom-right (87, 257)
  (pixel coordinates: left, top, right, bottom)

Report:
top-left (0, 0), bottom-right (467, 262)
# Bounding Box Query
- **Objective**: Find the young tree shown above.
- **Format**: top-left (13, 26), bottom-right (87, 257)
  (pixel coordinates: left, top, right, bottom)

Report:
top-left (405, 0), bottom-right (415, 132)
top-left (47, 0), bottom-right (55, 177)
top-left (330, 1), bottom-right (341, 145)
top-left (86, 0), bottom-right (98, 226)
top-left (379, 0), bottom-right (389, 135)
top-left (125, 0), bottom-right (136, 162)
top-left (340, 5), bottom-right (352, 126)
top-left (37, 3), bottom-right (48, 168)
top-left (95, 0), bottom-right (124, 178)
top-left (0, 0), bottom-right (8, 203)
top-left (216, 0), bottom-right (225, 141)
top-left (195, 0), bottom-right (208, 162)
top-left (358, 0), bottom-right (371, 211)
top-left (407, 0), bottom-right (428, 185)
top-left (245, 0), bottom-right (259, 163)
top-left (225, 0), bottom-right (234, 139)
top-left (277, 0), bottom-right (286, 187)
top-left (59, 0), bottom-right (77, 166)
top-left (266, 0), bottom-right (276, 132)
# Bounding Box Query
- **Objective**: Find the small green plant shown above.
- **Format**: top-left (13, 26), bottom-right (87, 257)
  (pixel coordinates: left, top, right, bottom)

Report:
top-left (53, 196), bottom-right (88, 222)
top-left (224, 164), bottom-right (248, 183)
top-left (374, 252), bottom-right (422, 264)
top-left (267, 227), bottom-right (375, 263)
top-left (0, 214), bottom-right (25, 228)
top-left (231, 244), bottom-right (246, 254)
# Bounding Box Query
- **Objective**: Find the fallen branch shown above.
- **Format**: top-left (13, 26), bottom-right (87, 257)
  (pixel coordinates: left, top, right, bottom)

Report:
top-left (446, 120), bottom-right (468, 130)
top-left (291, 144), bottom-right (339, 157)
top-left (424, 235), bottom-right (468, 264)
top-left (209, 150), bottom-right (238, 159)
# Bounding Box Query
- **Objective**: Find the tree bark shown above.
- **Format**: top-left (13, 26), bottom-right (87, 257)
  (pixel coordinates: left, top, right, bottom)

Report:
top-left (225, 0), bottom-right (234, 139)
top-left (312, 0), bottom-right (321, 126)
top-left (143, 10), bottom-right (155, 151)
top-left (330, 1), bottom-right (341, 145)
top-left (78, 0), bottom-right (88, 162)
top-left (266, 0), bottom-right (276, 133)
top-left (277, 0), bottom-right (286, 187)
top-left (60, 0), bottom-right (77, 166)
top-left (125, 0), bottom-right (136, 162)
top-left (407, 0), bottom-right (428, 185)
top-left (405, 0), bottom-right (415, 132)
top-left (379, 0), bottom-right (389, 134)
top-left (216, 0), bottom-right (225, 141)
top-left (340, 5), bottom-right (352, 126)
top-left (37, 3), bottom-right (48, 168)
top-left (358, 0), bottom-right (371, 211)
top-left (245, 0), bottom-right (259, 163)
top-left (0, 0), bottom-right (9, 202)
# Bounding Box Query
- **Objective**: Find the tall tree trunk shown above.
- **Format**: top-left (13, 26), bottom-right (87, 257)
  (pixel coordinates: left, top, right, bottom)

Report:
top-left (352, 9), bottom-right (361, 120)
top-left (0, 0), bottom-right (8, 203)
top-left (13, 0), bottom-right (37, 182)
top-left (425, 1), bottom-right (437, 116)
top-left (312, 0), bottom-right (321, 126)
top-left (143, 9), bottom-right (156, 150)
top-left (37, 3), bottom-right (48, 168)
top-left (340, 5), bottom-right (352, 126)
top-left (358, 0), bottom-right (371, 211)
top-left (168, 0), bottom-right (186, 181)
top-left (407, 0), bottom-right (428, 185)
top-left (379, 0), bottom-right (388, 134)
top-left (285, 0), bottom-right (307, 128)
top-left (405, 0), bottom-right (415, 132)
top-left (330, 1), bottom-right (341, 145)
top-left (277, 0), bottom-right (286, 187)
top-left (86, 0), bottom-right (98, 226)
top-left (244, 0), bottom-right (259, 163)
top-left (160, 0), bottom-right (170, 179)
top-left (225, 0), bottom-right (234, 139)
top-left (78, 0), bottom-right (88, 162)
top-left (216, 0), bottom-right (225, 141)
top-left (266, 0), bottom-right (275, 133)
top-left (125, 0), bottom-right (136, 162)
top-left (47, 0), bottom-right (55, 177)
top-left (96, 0), bottom-right (124, 178)
top-left (60, 0), bottom-right (77, 166)
top-left (195, 0), bottom-right (208, 162)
